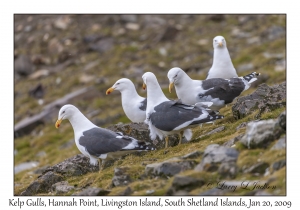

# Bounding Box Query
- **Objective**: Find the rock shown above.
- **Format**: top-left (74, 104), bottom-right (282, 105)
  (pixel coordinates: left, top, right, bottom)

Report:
top-left (181, 151), bottom-right (203, 159)
top-left (73, 187), bottom-right (110, 196)
top-left (158, 47), bottom-right (168, 56)
top-left (271, 136), bottom-right (286, 150)
top-left (118, 187), bottom-right (132, 196)
top-left (200, 188), bottom-right (226, 196)
top-left (196, 126), bottom-right (225, 139)
top-left (275, 59), bottom-right (285, 72)
top-left (45, 154), bottom-right (99, 177)
top-left (263, 52), bottom-right (285, 59)
top-left (254, 190), bottom-right (272, 196)
top-left (59, 139), bottom-right (75, 150)
top-left (125, 23), bottom-right (140, 30)
top-left (21, 171), bottom-right (63, 195)
top-left (237, 63), bottom-right (254, 73)
top-left (272, 159), bottom-right (286, 172)
top-left (14, 55), bottom-right (34, 76)
top-left (251, 74), bottom-right (270, 88)
top-left (79, 74), bottom-right (95, 84)
top-left (166, 175), bottom-right (205, 195)
top-left (208, 14), bottom-right (225, 22)
top-left (120, 14), bottom-right (137, 23)
top-left (218, 162), bottom-right (238, 178)
top-left (240, 117), bottom-right (285, 148)
top-left (197, 39), bottom-right (209, 46)
top-left (14, 161), bottom-right (39, 174)
top-left (146, 189), bottom-right (155, 195)
top-left (48, 38), bottom-right (64, 55)
top-left (28, 84), bottom-right (45, 99)
top-left (31, 54), bottom-right (51, 65)
top-left (154, 26), bottom-right (179, 42)
top-left (231, 27), bottom-right (251, 38)
top-left (223, 134), bottom-right (243, 147)
top-left (33, 165), bottom-right (49, 175)
top-left (51, 181), bottom-right (74, 195)
top-left (88, 38), bottom-right (114, 53)
top-left (247, 36), bottom-right (261, 45)
top-left (28, 69), bottom-right (49, 80)
top-left (145, 158), bottom-right (196, 177)
top-left (83, 60), bottom-right (100, 71)
top-left (244, 162), bottom-right (269, 174)
top-left (266, 26), bottom-right (285, 40)
top-left (107, 122), bottom-right (180, 149)
top-left (15, 87), bottom-right (98, 137)
top-left (112, 167), bottom-right (132, 187)
top-left (83, 34), bottom-right (102, 43)
top-left (236, 122), bottom-right (248, 131)
top-left (277, 111), bottom-right (286, 130)
top-left (232, 82), bottom-right (286, 119)
top-left (200, 180), bottom-right (249, 195)
top-left (195, 144), bottom-right (239, 173)
top-left (54, 16), bottom-right (71, 30)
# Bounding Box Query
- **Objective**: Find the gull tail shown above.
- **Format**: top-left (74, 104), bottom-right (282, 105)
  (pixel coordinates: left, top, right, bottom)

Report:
top-left (243, 72), bottom-right (260, 83)
top-left (191, 114), bottom-right (224, 125)
top-left (133, 141), bottom-right (156, 151)
top-left (118, 133), bottom-right (156, 151)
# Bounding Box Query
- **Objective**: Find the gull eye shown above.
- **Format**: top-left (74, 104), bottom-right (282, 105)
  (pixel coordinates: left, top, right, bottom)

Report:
top-left (116, 83), bottom-right (120, 85)
top-left (62, 111), bottom-right (65, 114)
top-left (175, 74), bottom-right (178, 78)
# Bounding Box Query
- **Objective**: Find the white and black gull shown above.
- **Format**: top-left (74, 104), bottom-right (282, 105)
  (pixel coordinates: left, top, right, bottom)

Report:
top-left (55, 104), bottom-right (155, 171)
top-left (142, 72), bottom-right (224, 148)
top-left (168, 67), bottom-right (260, 111)
top-left (106, 78), bottom-right (147, 123)
top-left (206, 35), bottom-right (238, 79)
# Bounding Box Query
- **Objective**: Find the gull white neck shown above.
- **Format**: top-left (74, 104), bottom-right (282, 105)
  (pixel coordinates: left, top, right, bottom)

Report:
top-left (68, 111), bottom-right (96, 134)
top-left (146, 79), bottom-right (168, 107)
top-left (120, 85), bottom-right (143, 103)
top-left (213, 47), bottom-right (234, 68)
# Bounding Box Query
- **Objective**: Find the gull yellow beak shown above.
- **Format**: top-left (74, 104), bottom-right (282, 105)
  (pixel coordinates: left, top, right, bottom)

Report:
top-left (218, 42), bottom-right (223, 47)
top-left (142, 83), bottom-right (146, 90)
top-left (169, 82), bottom-right (174, 93)
top-left (106, 87), bottom-right (115, 95)
top-left (55, 119), bottom-right (63, 129)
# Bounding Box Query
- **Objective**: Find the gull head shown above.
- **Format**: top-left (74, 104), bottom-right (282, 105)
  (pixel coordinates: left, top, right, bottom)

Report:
top-left (142, 72), bottom-right (157, 90)
top-left (213, 35), bottom-right (227, 49)
top-left (167, 67), bottom-right (184, 93)
top-left (106, 78), bottom-right (133, 95)
top-left (55, 104), bottom-right (78, 128)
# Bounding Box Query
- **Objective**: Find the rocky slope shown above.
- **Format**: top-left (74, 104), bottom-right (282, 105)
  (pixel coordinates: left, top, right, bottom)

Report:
top-left (14, 14), bottom-right (286, 196)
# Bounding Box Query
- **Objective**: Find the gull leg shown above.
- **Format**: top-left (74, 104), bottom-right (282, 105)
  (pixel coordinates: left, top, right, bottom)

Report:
top-left (178, 131), bottom-right (183, 145)
top-left (101, 160), bottom-right (106, 172)
top-left (99, 159), bottom-right (106, 173)
top-left (165, 136), bottom-right (169, 148)
top-left (98, 159), bottom-right (102, 173)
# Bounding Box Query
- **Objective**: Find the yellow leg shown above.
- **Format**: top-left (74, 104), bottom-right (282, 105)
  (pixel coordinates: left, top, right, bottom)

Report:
top-left (99, 159), bottom-right (106, 173)
top-left (165, 136), bottom-right (169, 148)
top-left (178, 131), bottom-right (183, 145)
top-left (98, 159), bottom-right (102, 173)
